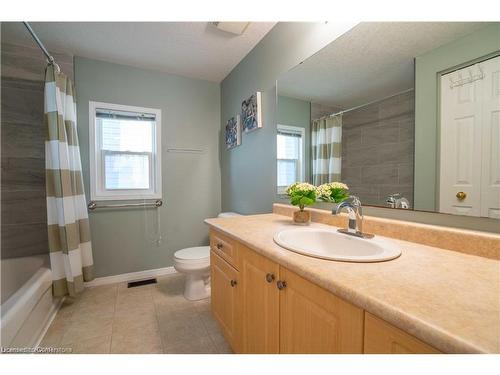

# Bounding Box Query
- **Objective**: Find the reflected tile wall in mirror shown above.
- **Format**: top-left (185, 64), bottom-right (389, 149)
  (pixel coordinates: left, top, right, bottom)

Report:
top-left (340, 90), bottom-right (414, 208)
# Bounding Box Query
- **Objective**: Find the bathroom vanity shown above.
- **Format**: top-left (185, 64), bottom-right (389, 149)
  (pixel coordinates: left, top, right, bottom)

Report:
top-left (205, 205), bottom-right (500, 354)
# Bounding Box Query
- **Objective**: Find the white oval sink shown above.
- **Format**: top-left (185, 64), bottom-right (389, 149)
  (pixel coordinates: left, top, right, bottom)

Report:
top-left (274, 227), bottom-right (401, 262)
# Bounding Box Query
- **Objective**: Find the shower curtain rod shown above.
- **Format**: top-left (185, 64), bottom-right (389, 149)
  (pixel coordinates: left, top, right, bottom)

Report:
top-left (324, 87), bottom-right (415, 119)
top-left (22, 21), bottom-right (59, 69)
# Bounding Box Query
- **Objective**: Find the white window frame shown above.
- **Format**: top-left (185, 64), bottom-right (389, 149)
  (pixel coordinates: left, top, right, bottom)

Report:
top-left (89, 101), bottom-right (162, 201)
top-left (277, 124), bottom-right (305, 195)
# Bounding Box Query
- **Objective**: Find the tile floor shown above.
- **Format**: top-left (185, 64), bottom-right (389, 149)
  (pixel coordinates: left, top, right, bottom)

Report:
top-left (40, 273), bottom-right (232, 354)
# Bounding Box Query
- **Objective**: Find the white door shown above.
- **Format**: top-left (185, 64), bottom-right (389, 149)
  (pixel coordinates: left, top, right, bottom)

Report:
top-left (480, 56), bottom-right (500, 219)
top-left (440, 63), bottom-right (483, 216)
top-left (439, 55), bottom-right (500, 218)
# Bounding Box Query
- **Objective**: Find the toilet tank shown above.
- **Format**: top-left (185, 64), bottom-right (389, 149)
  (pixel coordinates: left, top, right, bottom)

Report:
top-left (217, 212), bottom-right (242, 218)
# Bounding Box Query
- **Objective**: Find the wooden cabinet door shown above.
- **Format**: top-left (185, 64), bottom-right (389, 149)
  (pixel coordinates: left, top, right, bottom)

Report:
top-left (240, 245), bottom-right (280, 353)
top-left (279, 267), bottom-right (364, 353)
top-left (364, 313), bottom-right (441, 354)
top-left (211, 251), bottom-right (241, 352)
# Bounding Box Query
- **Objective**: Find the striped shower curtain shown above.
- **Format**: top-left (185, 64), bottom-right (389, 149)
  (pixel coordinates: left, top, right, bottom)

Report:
top-left (311, 114), bottom-right (342, 185)
top-left (44, 64), bottom-right (94, 297)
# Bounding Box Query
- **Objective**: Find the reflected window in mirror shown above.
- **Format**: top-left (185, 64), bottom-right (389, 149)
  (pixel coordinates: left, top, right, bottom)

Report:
top-left (277, 125), bottom-right (305, 194)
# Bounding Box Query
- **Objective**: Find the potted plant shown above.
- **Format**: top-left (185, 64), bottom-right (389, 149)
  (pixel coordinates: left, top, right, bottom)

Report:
top-left (317, 182), bottom-right (350, 203)
top-left (285, 182), bottom-right (317, 225)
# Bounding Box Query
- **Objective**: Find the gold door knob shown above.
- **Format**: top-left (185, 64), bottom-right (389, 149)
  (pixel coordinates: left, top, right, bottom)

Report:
top-left (456, 191), bottom-right (467, 201)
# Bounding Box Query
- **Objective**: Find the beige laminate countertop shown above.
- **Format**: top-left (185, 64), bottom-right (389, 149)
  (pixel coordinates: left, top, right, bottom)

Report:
top-left (205, 213), bottom-right (500, 354)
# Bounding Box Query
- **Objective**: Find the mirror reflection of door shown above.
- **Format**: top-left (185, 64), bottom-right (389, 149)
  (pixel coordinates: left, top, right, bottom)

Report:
top-left (439, 55), bottom-right (500, 218)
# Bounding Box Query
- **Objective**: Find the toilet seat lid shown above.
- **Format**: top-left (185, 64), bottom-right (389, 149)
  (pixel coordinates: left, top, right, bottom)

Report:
top-left (174, 246), bottom-right (210, 261)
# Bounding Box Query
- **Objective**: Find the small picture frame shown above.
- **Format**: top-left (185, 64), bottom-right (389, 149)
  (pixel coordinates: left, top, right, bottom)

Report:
top-left (241, 92), bottom-right (262, 132)
top-left (225, 115), bottom-right (241, 150)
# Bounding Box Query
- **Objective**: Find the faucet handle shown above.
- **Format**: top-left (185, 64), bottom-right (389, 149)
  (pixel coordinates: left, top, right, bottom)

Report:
top-left (352, 196), bottom-right (363, 218)
top-left (347, 195), bottom-right (361, 208)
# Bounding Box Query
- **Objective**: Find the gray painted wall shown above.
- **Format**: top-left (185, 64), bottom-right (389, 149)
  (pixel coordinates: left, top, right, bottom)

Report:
top-left (221, 22), bottom-right (353, 214)
top-left (414, 24), bottom-right (500, 211)
top-left (75, 57), bottom-right (221, 277)
top-left (277, 95), bottom-right (311, 181)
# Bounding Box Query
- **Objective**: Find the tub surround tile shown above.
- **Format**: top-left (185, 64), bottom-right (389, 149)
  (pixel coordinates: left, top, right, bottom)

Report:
top-left (1, 223), bottom-right (49, 259)
top-left (1, 42), bottom-right (74, 82)
top-left (1, 41), bottom-right (73, 261)
top-left (1, 190), bottom-right (47, 225)
top-left (0, 80), bottom-right (44, 134)
top-left (205, 211), bottom-right (500, 353)
top-left (1, 122), bottom-right (46, 159)
top-left (341, 91), bottom-right (415, 208)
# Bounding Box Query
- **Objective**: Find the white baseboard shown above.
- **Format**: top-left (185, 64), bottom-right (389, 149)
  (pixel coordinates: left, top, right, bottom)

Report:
top-left (84, 266), bottom-right (177, 287)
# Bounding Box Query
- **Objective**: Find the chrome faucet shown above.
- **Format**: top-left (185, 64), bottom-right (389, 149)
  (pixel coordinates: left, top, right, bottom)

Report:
top-left (332, 196), bottom-right (374, 239)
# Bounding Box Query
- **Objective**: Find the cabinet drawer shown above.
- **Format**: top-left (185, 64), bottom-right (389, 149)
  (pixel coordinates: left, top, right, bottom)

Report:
top-left (210, 229), bottom-right (239, 269)
top-left (364, 313), bottom-right (441, 354)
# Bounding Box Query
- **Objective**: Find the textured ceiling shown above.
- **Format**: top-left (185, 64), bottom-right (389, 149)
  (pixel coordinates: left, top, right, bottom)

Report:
top-left (1, 22), bottom-right (276, 82)
top-left (278, 22), bottom-right (493, 109)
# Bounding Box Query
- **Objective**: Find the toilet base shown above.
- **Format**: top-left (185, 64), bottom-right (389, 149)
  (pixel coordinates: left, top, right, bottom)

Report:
top-left (183, 273), bottom-right (211, 301)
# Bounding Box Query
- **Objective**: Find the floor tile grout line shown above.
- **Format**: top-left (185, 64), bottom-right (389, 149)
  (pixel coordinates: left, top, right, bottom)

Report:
top-left (152, 284), bottom-right (168, 353)
top-left (196, 303), bottom-right (221, 353)
top-left (107, 284), bottom-right (119, 354)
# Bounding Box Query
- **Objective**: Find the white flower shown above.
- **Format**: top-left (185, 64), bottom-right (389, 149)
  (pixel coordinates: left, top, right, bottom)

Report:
top-left (286, 182), bottom-right (317, 195)
top-left (316, 182), bottom-right (349, 202)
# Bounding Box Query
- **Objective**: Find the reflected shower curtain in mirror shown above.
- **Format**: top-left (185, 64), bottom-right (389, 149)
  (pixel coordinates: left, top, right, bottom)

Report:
top-left (311, 114), bottom-right (342, 185)
top-left (44, 64), bottom-right (94, 297)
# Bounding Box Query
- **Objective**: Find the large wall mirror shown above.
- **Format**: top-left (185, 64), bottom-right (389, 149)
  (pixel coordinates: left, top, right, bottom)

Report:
top-left (276, 22), bottom-right (500, 222)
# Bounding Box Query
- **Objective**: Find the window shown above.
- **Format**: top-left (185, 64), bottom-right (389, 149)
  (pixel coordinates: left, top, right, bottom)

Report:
top-left (89, 102), bottom-right (162, 200)
top-left (277, 124), bottom-right (305, 194)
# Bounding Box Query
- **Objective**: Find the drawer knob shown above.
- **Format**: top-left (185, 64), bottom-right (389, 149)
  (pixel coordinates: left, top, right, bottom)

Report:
top-left (265, 273), bottom-right (275, 283)
top-left (456, 191), bottom-right (467, 201)
top-left (216, 243), bottom-right (223, 250)
top-left (230, 279), bottom-right (237, 287)
top-left (277, 280), bottom-right (287, 290)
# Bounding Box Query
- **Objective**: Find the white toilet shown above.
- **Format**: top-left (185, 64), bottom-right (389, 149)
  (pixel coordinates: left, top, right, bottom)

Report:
top-left (173, 212), bottom-right (241, 300)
